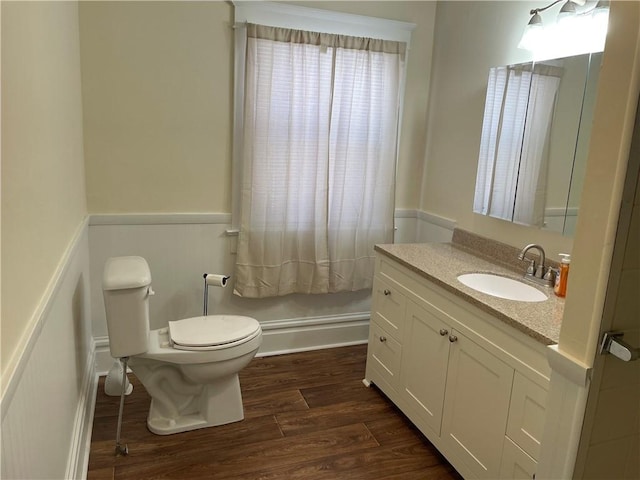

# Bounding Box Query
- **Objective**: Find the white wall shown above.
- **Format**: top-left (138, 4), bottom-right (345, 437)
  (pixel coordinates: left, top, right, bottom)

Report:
top-left (1, 226), bottom-right (95, 480)
top-left (88, 217), bottom-right (371, 331)
top-left (88, 211), bottom-right (444, 371)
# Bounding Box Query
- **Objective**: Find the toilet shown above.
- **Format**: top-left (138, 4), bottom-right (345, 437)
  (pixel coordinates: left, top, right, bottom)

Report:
top-left (102, 256), bottom-right (262, 435)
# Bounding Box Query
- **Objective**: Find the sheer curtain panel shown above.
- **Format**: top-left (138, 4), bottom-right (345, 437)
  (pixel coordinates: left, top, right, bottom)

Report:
top-left (234, 24), bottom-right (405, 298)
top-left (474, 64), bottom-right (560, 225)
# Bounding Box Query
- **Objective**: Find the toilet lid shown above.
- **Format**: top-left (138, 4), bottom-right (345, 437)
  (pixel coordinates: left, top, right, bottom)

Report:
top-left (168, 315), bottom-right (260, 348)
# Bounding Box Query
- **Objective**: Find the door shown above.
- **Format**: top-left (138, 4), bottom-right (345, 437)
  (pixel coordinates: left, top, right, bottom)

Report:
top-left (441, 329), bottom-right (514, 479)
top-left (400, 300), bottom-right (450, 435)
top-left (574, 96), bottom-right (640, 480)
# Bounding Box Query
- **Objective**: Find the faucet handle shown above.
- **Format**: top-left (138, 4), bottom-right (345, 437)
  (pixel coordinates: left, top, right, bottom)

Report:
top-left (543, 266), bottom-right (556, 284)
top-left (526, 259), bottom-right (536, 276)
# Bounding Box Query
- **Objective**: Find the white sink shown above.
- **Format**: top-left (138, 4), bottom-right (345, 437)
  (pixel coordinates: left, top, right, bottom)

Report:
top-left (457, 273), bottom-right (548, 302)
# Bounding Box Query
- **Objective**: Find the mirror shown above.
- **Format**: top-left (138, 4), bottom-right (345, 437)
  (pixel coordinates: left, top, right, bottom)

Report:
top-left (473, 52), bottom-right (602, 236)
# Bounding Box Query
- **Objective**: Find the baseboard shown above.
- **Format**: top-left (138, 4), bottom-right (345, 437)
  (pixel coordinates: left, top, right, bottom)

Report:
top-left (95, 336), bottom-right (114, 375)
top-left (95, 312), bottom-right (370, 372)
top-left (65, 345), bottom-right (98, 480)
top-left (257, 312), bottom-right (370, 356)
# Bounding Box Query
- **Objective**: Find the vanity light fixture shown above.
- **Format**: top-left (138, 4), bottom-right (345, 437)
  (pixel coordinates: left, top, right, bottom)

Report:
top-left (518, 0), bottom-right (610, 56)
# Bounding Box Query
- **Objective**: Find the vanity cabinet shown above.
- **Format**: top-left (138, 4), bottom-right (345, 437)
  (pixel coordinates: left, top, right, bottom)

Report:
top-left (365, 254), bottom-right (551, 480)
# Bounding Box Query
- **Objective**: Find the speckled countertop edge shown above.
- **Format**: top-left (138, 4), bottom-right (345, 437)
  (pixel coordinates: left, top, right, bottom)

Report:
top-left (374, 242), bottom-right (564, 345)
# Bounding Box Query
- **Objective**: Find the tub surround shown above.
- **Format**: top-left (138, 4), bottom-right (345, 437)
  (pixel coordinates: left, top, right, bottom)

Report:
top-left (374, 229), bottom-right (564, 345)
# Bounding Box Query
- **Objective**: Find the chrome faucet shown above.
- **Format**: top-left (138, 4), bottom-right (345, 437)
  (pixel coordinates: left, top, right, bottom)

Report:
top-left (518, 244), bottom-right (554, 286)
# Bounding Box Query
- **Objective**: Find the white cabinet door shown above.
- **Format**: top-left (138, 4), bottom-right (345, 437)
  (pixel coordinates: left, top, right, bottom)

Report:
top-left (441, 330), bottom-right (514, 479)
top-left (400, 300), bottom-right (450, 436)
top-left (506, 372), bottom-right (548, 460)
top-left (500, 436), bottom-right (537, 479)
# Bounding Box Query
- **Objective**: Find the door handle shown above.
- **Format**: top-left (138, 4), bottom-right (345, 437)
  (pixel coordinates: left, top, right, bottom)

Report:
top-left (599, 332), bottom-right (640, 362)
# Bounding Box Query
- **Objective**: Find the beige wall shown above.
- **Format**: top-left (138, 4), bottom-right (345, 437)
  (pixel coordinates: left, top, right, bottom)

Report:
top-left (1, 1), bottom-right (88, 374)
top-left (422, 1), bottom-right (576, 258)
top-left (79, 1), bottom-right (436, 214)
top-left (559, 0), bottom-right (640, 364)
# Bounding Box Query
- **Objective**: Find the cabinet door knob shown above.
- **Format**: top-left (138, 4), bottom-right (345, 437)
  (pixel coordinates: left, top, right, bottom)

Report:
top-left (383, 289), bottom-right (391, 296)
top-left (448, 334), bottom-right (458, 343)
top-left (439, 329), bottom-right (448, 336)
top-left (379, 336), bottom-right (387, 343)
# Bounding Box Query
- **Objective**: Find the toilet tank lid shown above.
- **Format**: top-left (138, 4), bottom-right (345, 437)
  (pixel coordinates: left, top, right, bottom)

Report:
top-left (103, 256), bottom-right (152, 290)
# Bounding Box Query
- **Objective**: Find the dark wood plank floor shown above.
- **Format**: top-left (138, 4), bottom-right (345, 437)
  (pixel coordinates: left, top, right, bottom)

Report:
top-left (88, 345), bottom-right (462, 480)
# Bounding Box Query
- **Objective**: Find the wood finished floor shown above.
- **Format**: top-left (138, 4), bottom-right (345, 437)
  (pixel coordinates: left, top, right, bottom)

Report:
top-left (88, 345), bottom-right (462, 480)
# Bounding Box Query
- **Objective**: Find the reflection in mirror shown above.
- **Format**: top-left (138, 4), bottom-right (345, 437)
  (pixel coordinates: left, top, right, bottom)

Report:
top-left (473, 53), bottom-right (602, 236)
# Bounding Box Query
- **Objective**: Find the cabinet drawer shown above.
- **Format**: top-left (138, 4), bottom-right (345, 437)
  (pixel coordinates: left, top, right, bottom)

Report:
top-left (500, 436), bottom-right (537, 479)
top-left (507, 372), bottom-right (548, 460)
top-left (372, 276), bottom-right (406, 341)
top-left (368, 322), bottom-right (402, 389)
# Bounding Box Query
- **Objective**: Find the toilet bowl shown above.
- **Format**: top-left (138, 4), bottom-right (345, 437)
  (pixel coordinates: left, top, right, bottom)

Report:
top-left (102, 256), bottom-right (262, 435)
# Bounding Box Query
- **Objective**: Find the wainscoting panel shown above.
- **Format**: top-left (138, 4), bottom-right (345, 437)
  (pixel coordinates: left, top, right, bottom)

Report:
top-left (88, 211), bottom-right (456, 369)
top-left (88, 218), bottom-right (373, 340)
top-left (94, 312), bottom-right (370, 374)
top-left (0, 223), bottom-right (96, 480)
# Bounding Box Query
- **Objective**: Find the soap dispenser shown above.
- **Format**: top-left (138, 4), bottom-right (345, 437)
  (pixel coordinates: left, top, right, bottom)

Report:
top-left (554, 254), bottom-right (571, 298)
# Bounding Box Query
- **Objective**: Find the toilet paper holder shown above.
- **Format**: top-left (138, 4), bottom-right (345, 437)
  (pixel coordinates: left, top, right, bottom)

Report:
top-left (202, 273), bottom-right (230, 315)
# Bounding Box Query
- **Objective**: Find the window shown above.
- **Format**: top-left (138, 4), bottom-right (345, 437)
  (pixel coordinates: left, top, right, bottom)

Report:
top-left (232, 3), bottom-right (414, 298)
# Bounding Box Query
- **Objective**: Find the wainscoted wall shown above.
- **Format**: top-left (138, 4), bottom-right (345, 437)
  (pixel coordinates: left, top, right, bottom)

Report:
top-left (89, 210), bottom-right (455, 372)
top-left (0, 223), bottom-right (96, 480)
top-left (0, 209), bottom-right (453, 478)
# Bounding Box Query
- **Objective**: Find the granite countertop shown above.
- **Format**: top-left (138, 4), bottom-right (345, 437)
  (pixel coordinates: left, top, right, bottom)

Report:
top-left (374, 242), bottom-right (564, 345)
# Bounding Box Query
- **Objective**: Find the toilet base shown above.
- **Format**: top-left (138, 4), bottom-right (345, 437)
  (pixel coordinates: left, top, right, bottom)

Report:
top-left (146, 374), bottom-right (245, 435)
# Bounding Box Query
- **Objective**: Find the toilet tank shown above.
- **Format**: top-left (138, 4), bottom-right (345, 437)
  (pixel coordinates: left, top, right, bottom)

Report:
top-left (102, 256), bottom-right (152, 358)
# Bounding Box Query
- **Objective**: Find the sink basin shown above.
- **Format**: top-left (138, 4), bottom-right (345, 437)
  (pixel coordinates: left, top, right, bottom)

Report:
top-left (457, 273), bottom-right (548, 302)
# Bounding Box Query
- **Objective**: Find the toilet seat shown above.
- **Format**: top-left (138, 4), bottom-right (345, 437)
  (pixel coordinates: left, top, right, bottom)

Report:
top-left (168, 315), bottom-right (261, 351)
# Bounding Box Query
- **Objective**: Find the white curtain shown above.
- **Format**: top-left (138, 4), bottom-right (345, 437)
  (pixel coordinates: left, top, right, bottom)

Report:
top-left (474, 64), bottom-right (560, 225)
top-left (514, 67), bottom-right (561, 226)
top-left (235, 24), bottom-right (404, 298)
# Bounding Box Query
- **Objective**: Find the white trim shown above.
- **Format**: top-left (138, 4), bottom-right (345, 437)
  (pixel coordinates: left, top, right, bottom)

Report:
top-left (248, 312), bottom-right (371, 357)
top-left (536, 344), bottom-right (593, 478)
top-left (233, 1), bottom-right (415, 43)
top-left (89, 213), bottom-right (232, 226)
top-left (393, 208), bottom-right (418, 219)
top-left (417, 210), bottom-right (458, 231)
top-left (95, 313), bottom-right (370, 373)
top-left (1, 216), bottom-right (89, 412)
top-left (65, 345), bottom-right (98, 480)
top-left (546, 344), bottom-right (592, 387)
top-left (94, 336), bottom-right (114, 375)
top-left (86, 210), bottom-right (432, 227)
